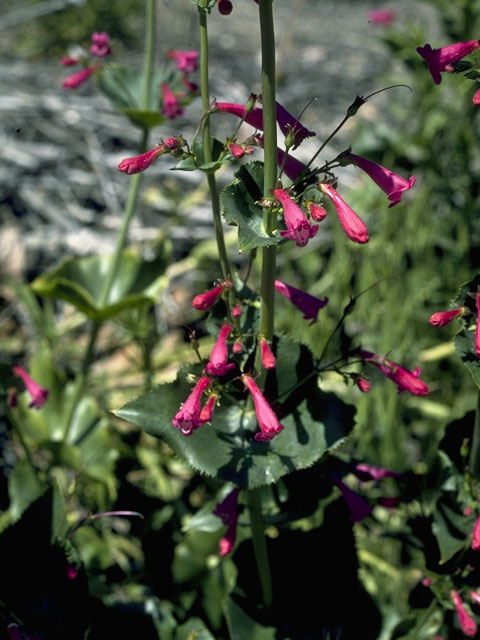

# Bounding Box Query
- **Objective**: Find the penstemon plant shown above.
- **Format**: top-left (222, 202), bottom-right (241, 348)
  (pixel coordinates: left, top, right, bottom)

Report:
top-left (4, 1), bottom-right (480, 638)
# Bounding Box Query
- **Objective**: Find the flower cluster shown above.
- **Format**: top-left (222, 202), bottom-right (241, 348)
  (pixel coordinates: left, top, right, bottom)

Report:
top-left (61, 32), bottom-right (111, 89)
top-left (358, 349), bottom-right (430, 396)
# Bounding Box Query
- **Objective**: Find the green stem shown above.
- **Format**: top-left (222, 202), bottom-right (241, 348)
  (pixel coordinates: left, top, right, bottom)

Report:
top-left (470, 389), bottom-right (480, 479)
top-left (247, 488), bottom-right (273, 608)
top-left (307, 114), bottom-right (350, 169)
top-left (258, 0), bottom-right (277, 344)
top-left (198, 5), bottom-right (231, 282)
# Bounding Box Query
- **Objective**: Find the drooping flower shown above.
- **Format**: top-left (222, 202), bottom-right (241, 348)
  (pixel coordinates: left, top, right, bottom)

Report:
top-left (228, 142), bottom-right (246, 158)
top-left (205, 324), bottom-right (236, 377)
top-left (274, 279), bottom-right (328, 325)
top-left (275, 101), bottom-right (316, 148)
top-left (319, 183), bottom-right (369, 244)
top-left (192, 282), bottom-right (231, 310)
top-left (352, 463), bottom-right (402, 483)
top-left (476, 294), bottom-right (480, 357)
top-left (273, 188), bottom-right (318, 247)
top-left (213, 488), bottom-right (240, 556)
top-left (451, 590), bottom-right (478, 637)
top-left (344, 152), bottom-right (416, 208)
top-left (368, 9), bottom-right (395, 25)
top-left (472, 514), bottom-right (480, 550)
top-left (172, 376), bottom-right (211, 436)
top-left (161, 84), bottom-right (184, 119)
top-left (12, 366), bottom-right (49, 409)
top-left (330, 474), bottom-right (373, 521)
top-left (356, 377), bottom-right (371, 393)
top-left (417, 40), bottom-right (480, 85)
top-left (199, 393), bottom-right (219, 423)
top-left (429, 307), bottom-right (466, 327)
top-left (260, 338), bottom-right (276, 369)
top-left (167, 50), bottom-right (199, 74)
top-left (359, 350), bottom-right (430, 396)
top-left (62, 65), bottom-right (99, 89)
top-left (308, 202), bottom-right (327, 221)
top-left (242, 374), bottom-right (284, 442)
top-left (90, 32), bottom-right (111, 58)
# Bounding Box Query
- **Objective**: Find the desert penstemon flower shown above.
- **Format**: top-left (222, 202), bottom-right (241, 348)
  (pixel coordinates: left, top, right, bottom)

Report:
top-left (417, 40), bottom-right (480, 85)
top-left (172, 376), bottom-right (211, 436)
top-left (242, 374), bottom-right (284, 442)
top-left (273, 188), bottom-right (318, 247)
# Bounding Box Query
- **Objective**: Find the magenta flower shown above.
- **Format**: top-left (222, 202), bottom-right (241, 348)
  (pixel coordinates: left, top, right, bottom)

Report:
top-left (353, 463), bottom-right (401, 483)
top-left (260, 338), bottom-right (276, 369)
top-left (192, 282), bottom-right (231, 311)
top-left (451, 590), bottom-right (478, 637)
top-left (62, 65), bottom-right (98, 89)
top-left (471, 591), bottom-right (480, 606)
top-left (161, 84), bottom-right (184, 119)
top-left (228, 142), bottom-right (246, 159)
top-left (308, 202), bottom-right (327, 221)
top-left (242, 374), bottom-right (284, 442)
top-left (167, 50), bottom-right (198, 74)
top-left (346, 152), bottom-right (416, 208)
top-left (359, 350), bottom-right (430, 396)
top-left (213, 488), bottom-right (240, 556)
top-left (172, 376), bottom-right (211, 436)
top-left (356, 377), bottom-right (371, 393)
top-left (118, 146), bottom-right (166, 175)
top-left (319, 183), bottom-right (369, 244)
top-left (90, 32), bottom-right (111, 58)
top-left (233, 341), bottom-right (243, 354)
top-left (330, 474), bottom-right (373, 521)
top-left (180, 76), bottom-right (198, 94)
top-left (275, 101), bottom-right (316, 148)
top-left (273, 188), bottom-right (318, 247)
top-left (474, 88), bottom-right (480, 106)
top-left (205, 324), bottom-right (236, 377)
top-left (429, 307), bottom-right (466, 327)
top-left (476, 294), bottom-right (480, 357)
top-left (472, 514), bottom-right (480, 551)
top-left (368, 9), bottom-right (395, 25)
top-left (274, 279), bottom-right (328, 325)
top-left (232, 305), bottom-right (242, 318)
top-left (12, 366), bottom-right (49, 409)
top-left (60, 56), bottom-right (80, 66)
top-left (417, 40), bottom-right (480, 85)
top-left (199, 393), bottom-right (218, 423)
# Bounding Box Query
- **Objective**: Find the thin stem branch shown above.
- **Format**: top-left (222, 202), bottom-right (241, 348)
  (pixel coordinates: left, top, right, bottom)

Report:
top-left (246, 488), bottom-right (273, 608)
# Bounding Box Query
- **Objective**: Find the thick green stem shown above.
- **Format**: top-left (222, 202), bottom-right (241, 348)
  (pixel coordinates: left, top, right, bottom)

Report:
top-left (247, 488), bottom-right (273, 608)
top-left (258, 0), bottom-right (277, 343)
top-left (470, 390), bottom-right (480, 479)
top-left (198, 6), bottom-right (231, 282)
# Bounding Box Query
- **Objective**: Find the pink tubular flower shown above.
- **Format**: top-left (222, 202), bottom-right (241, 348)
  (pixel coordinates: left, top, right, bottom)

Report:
top-left (161, 84), bottom-right (184, 119)
top-left (242, 374), bottom-right (284, 442)
top-left (417, 40), bottom-right (480, 85)
top-left (319, 183), bottom-right (369, 244)
top-left (60, 56), bottom-right (80, 66)
top-left (353, 463), bottom-right (401, 483)
top-left (309, 202), bottom-right (327, 221)
top-left (192, 283), bottom-right (228, 310)
top-left (359, 350), bottom-right (430, 396)
top-left (472, 514), bottom-right (480, 550)
top-left (330, 474), bottom-right (373, 521)
top-left (90, 32), bottom-right (111, 57)
top-left (118, 146), bottom-right (165, 174)
top-left (260, 338), bottom-right (276, 369)
top-left (471, 591), bottom-right (480, 606)
top-left (275, 101), bottom-right (316, 148)
top-left (213, 488), bottom-right (240, 556)
top-left (12, 366), bottom-right (49, 409)
top-left (167, 50), bottom-right (198, 74)
top-left (451, 590), bottom-right (478, 637)
top-left (199, 393), bottom-right (218, 423)
top-left (62, 65), bottom-right (98, 89)
top-left (172, 376), bottom-right (211, 436)
top-left (346, 152), bottom-right (416, 208)
top-left (274, 279), bottom-right (328, 325)
top-left (473, 88), bottom-right (480, 106)
top-left (205, 324), bottom-right (236, 377)
top-left (356, 377), bottom-right (371, 393)
top-left (476, 294), bottom-right (480, 357)
top-left (273, 188), bottom-right (318, 247)
top-left (429, 307), bottom-right (466, 327)
top-left (368, 9), bottom-right (395, 25)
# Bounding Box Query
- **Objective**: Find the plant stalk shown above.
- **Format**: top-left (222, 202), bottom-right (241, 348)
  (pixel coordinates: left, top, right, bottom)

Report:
top-left (247, 488), bottom-right (273, 608)
top-left (470, 389), bottom-right (480, 479)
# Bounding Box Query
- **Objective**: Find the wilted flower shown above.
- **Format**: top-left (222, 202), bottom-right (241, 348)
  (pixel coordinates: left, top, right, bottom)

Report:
top-left (260, 338), bottom-right (276, 369)
top-left (161, 84), bottom-right (184, 119)
top-left (345, 152), bottom-right (416, 208)
top-left (359, 349), bottom-right (430, 396)
top-left (90, 32), bottom-right (111, 57)
top-left (205, 324), bottom-right (236, 377)
top-left (273, 188), bottom-right (318, 247)
top-left (429, 307), bottom-right (466, 327)
top-left (356, 377), bottom-right (371, 393)
top-left (274, 279), bottom-right (328, 325)
top-left (330, 474), bottom-right (373, 521)
top-left (242, 374), bottom-right (284, 442)
top-left (368, 9), bottom-right (395, 25)
top-left (12, 366), bottom-right (49, 409)
top-left (172, 376), bottom-right (211, 436)
top-left (213, 488), bottom-right (240, 555)
top-left (167, 50), bottom-right (198, 74)
top-left (451, 590), bottom-right (478, 637)
top-left (62, 65), bottom-right (99, 89)
top-left (319, 183), bottom-right (369, 244)
top-left (417, 40), bottom-right (480, 85)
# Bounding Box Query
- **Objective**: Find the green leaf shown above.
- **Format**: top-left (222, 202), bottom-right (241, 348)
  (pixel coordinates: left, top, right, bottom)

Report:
top-left (121, 108), bottom-right (167, 129)
top-left (224, 598), bottom-right (276, 640)
top-left (175, 618), bottom-right (216, 640)
top-left (115, 337), bottom-right (355, 488)
top-left (432, 496), bottom-right (474, 564)
top-left (221, 162), bottom-right (282, 252)
top-left (454, 330), bottom-right (480, 390)
top-left (31, 249), bottom-right (169, 321)
top-left (8, 460), bottom-right (46, 522)
top-left (173, 138), bottom-right (228, 173)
